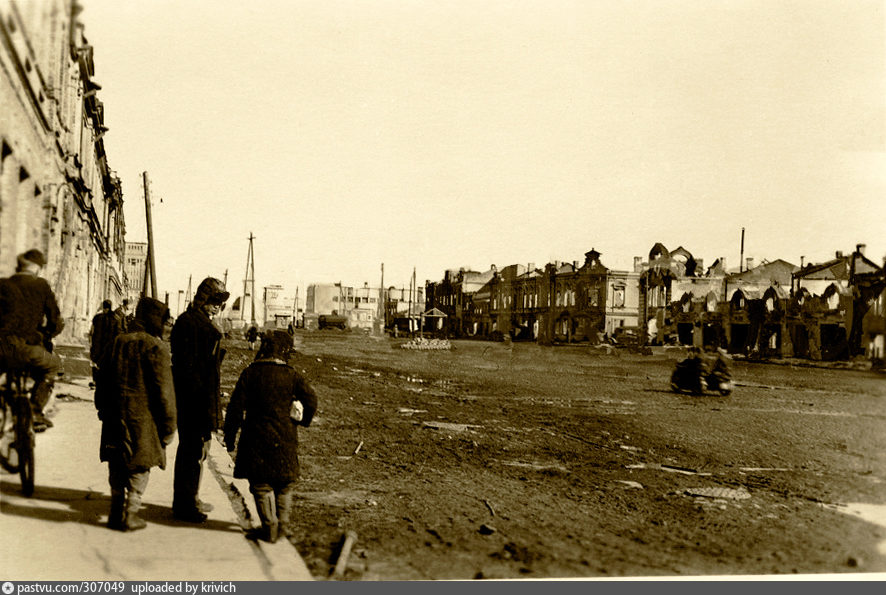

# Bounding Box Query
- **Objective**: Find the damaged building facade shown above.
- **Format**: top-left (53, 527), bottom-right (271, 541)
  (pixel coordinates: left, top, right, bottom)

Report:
top-left (642, 243), bottom-right (885, 362)
top-left (1, 0), bottom-right (126, 342)
top-left (426, 249), bottom-right (612, 344)
top-left (426, 242), bottom-right (885, 363)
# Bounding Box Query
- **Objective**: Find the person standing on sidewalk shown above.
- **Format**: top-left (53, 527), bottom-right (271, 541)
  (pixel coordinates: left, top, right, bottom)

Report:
top-left (96, 297), bottom-right (177, 532)
top-left (224, 330), bottom-right (318, 542)
top-left (170, 277), bottom-right (229, 523)
top-left (89, 300), bottom-right (121, 391)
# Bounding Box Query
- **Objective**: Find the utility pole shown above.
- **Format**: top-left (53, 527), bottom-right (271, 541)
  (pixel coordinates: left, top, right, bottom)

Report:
top-left (241, 233), bottom-right (256, 325)
top-left (739, 227), bottom-right (745, 273)
top-left (377, 263), bottom-right (385, 335)
top-left (185, 275), bottom-right (192, 308)
top-left (142, 172), bottom-right (158, 298)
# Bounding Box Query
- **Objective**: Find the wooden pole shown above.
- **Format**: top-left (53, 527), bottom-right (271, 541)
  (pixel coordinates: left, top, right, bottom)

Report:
top-left (378, 263), bottom-right (385, 333)
top-left (143, 172), bottom-right (158, 298)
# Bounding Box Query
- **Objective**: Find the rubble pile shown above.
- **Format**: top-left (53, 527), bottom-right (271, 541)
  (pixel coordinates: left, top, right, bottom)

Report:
top-left (400, 337), bottom-right (452, 350)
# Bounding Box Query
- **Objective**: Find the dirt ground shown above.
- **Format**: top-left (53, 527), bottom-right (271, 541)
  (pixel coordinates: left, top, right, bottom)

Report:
top-left (219, 331), bottom-right (886, 580)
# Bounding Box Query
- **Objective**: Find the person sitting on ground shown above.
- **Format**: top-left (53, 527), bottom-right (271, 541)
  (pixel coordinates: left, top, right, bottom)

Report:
top-left (0, 249), bottom-right (64, 431)
top-left (224, 330), bottom-right (318, 543)
top-left (96, 297), bottom-right (177, 532)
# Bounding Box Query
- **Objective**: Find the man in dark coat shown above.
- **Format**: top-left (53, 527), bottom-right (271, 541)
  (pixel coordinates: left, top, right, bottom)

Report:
top-left (170, 277), bottom-right (229, 522)
top-left (96, 297), bottom-right (176, 532)
top-left (114, 299), bottom-right (132, 334)
top-left (0, 249), bottom-right (64, 431)
top-left (245, 325), bottom-right (258, 350)
top-left (224, 330), bottom-right (318, 542)
top-left (89, 299), bottom-right (121, 390)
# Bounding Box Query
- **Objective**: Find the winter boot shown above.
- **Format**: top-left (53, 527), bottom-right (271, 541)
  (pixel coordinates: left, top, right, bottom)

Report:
top-left (123, 490), bottom-right (147, 532)
top-left (107, 490), bottom-right (126, 531)
top-left (276, 487), bottom-right (294, 540)
top-left (253, 491), bottom-right (279, 543)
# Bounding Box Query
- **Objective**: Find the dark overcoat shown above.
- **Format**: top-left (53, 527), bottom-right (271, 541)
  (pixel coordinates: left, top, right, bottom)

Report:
top-left (169, 306), bottom-right (223, 438)
top-left (223, 359), bottom-right (318, 483)
top-left (97, 314), bottom-right (176, 470)
top-left (90, 311), bottom-right (122, 363)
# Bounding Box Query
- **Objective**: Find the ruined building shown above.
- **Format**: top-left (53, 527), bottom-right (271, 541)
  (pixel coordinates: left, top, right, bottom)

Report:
top-left (1, 0), bottom-right (126, 341)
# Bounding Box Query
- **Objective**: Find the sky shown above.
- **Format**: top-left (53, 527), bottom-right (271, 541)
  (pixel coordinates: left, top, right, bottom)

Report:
top-left (77, 0), bottom-right (886, 303)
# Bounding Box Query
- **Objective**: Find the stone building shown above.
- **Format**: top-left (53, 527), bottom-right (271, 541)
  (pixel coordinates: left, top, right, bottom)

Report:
top-left (1, 0), bottom-right (126, 342)
top-left (123, 241), bottom-right (147, 304)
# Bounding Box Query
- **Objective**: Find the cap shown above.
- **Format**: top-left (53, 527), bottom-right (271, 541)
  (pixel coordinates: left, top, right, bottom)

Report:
top-left (17, 249), bottom-right (47, 268)
top-left (194, 277), bottom-right (230, 306)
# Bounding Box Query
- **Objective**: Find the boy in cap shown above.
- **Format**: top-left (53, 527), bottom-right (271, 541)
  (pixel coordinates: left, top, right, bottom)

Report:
top-left (0, 249), bottom-right (64, 430)
top-left (96, 297), bottom-right (176, 531)
top-left (169, 277), bottom-right (229, 522)
top-left (224, 330), bottom-right (318, 542)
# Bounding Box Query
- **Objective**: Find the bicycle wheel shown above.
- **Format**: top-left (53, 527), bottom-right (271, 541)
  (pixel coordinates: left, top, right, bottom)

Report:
top-left (14, 398), bottom-right (35, 496)
top-left (0, 400), bottom-right (20, 473)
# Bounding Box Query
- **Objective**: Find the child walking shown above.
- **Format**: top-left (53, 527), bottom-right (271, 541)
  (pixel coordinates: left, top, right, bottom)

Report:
top-left (224, 330), bottom-right (318, 542)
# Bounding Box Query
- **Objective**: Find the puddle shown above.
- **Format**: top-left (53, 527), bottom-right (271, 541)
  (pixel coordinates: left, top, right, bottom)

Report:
top-left (825, 502), bottom-right (886, 556)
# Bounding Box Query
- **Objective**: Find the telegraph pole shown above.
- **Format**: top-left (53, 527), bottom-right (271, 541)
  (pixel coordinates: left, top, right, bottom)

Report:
top-left (142, 172), bottom-right (158, 298)
top-left (241, 233), bottom-right (256, 325)
top-left (377, 263), bottom-right (385, 334)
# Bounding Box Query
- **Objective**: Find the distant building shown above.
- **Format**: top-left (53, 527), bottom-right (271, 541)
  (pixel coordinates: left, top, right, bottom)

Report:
top-left (604, 269), bottom-right (640, 335)
top-left (123, 242), bottom-right (148, 304)
top-left (262, 284), bottom-right (297, 329)
top-left (306, 282), bottom-right (394, 332)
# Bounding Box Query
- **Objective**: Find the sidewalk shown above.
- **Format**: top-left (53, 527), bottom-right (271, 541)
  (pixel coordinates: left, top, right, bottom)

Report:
top-left (0, 377), bottom-right (312, 581)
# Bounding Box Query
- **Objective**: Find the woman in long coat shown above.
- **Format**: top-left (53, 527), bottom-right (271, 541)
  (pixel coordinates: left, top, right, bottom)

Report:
top-left (224, 330), bottom-right (318, 542)
top-left (97, 297), bottom-right (176, 531)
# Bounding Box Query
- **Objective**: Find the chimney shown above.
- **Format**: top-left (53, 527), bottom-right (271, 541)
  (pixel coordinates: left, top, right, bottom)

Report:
top-left (720, 257), bottom-right (726, 272)
top-left (836, 251), bottom-right (843, 259)
top-left (490, 264), bottom-right (496, 272)
top-left (800, 256), bottom-right (805, 268)
top-left (746, 257), bottom-right (754, 271)
top-left (633, 256), bottom-right (642, 272)
top-left (856, 243), bottom-right (866, 256)
top-left (527, 262), bottom-right (535, 271)
top-left (573, 260), bottom-right (579, 269)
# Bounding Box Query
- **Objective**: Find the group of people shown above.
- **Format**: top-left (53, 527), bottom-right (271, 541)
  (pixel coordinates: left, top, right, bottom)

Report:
top-left (2, 254), bottom-right (318, 542)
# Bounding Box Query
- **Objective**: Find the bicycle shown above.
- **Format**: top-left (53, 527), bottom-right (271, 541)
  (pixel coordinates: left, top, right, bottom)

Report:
top-left (0, 368), bottom-right (36, 496)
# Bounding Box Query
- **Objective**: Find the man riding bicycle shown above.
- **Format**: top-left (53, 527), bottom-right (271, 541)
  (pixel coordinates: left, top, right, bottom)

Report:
top-left (0, 249), bottom-right (64, 431)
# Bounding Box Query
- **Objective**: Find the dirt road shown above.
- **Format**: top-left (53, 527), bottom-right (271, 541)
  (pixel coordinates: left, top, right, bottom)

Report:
top-left (220, 332), bottom-right (886, 579)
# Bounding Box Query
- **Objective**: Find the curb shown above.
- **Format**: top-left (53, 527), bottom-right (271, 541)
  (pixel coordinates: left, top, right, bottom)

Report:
top-left (208, 434), bottom-right (314, 581)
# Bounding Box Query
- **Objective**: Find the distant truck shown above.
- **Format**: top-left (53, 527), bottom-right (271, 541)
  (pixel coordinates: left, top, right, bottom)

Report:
top-left (318, 314), bottom-right (348, 330)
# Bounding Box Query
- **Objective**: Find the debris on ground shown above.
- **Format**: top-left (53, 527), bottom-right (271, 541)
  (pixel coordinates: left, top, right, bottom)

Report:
top-left (626, 463), bottom-right (712, 476)
top-left (685, 487), bottom-right (751, 500)
top-left (479, 524), bottom-right (497, 535)
top-left (400, 338), bottom-right (452, 350)
top-left (422, 421), bottom-right (481, 432)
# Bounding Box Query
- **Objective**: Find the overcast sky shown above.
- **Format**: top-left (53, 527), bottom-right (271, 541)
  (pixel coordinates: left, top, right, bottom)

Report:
top-left (79, 0), bottom-right (886, 302)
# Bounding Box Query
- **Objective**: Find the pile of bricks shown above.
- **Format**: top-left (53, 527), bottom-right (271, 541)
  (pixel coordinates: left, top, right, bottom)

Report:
top-left (400, 337), bottom-right (452, 350)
